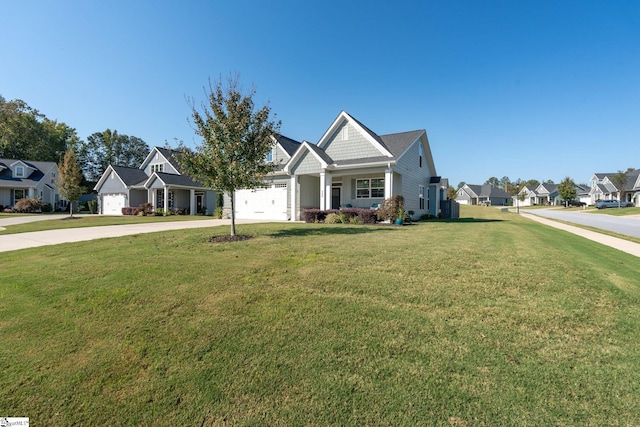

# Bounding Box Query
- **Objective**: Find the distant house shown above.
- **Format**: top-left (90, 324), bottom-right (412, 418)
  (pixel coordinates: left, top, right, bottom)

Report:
top-left (514, 182), bottom-right (589, 206)
top-left (226, 111), bottom-right (444, 220)
top-left (589, 170), bottom-right (640, 206)
top-left (455, 184), bottom-right (512, 206)
top-left (94, 147), bottom-right (216, 215)
top-left (0, 158), bottom-right (62, 209)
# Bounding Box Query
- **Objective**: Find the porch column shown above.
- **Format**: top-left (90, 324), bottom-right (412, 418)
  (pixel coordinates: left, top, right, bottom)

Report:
top-left (189, 189), bottom-right (195, 215)
top-left (163, 186), bottom-right (169, 215)
top-left (290, 175), bottom-right (297, 221)
top-left (385, 168), bottom-right (394, 199)
top-left (324, 173), bottom-right (332, 209)
top-left (319, 172), bottom-right (327, 210)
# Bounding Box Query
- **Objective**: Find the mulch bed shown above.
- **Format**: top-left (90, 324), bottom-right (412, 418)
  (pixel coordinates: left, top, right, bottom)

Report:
top-left (208, 234), bottom-right (254, 243)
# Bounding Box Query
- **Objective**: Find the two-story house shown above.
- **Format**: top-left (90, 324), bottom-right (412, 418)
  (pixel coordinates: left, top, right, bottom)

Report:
top-left (0, 158), bottom-right (61, 209)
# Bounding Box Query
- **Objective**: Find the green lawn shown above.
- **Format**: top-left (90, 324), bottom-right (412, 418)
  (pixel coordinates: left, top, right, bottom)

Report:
top-left (586, 206), bottom-right (640, 216)
top-left (1, 206), bottom-right (639, 425)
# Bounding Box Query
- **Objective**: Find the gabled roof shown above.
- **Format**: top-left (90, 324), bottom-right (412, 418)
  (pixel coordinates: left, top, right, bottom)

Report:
top-left (0, 158), bottom-right (57, 186)
top-left (140, 146), bottom-right (184, 173)
top-left (380, 130), bottom-right (425, 157)
top-left (466, 184), bottom-right (510, 199)
top-left (317, 111), bottom-right (393, 158)
top-left (284, 141), bottom-right (331, 173)
top-left (146, 171), bottom-right (203, 188)
top-left (274, 135), bottom-right (301, 156)
top-left (112, 165), bottom-right (148, 186)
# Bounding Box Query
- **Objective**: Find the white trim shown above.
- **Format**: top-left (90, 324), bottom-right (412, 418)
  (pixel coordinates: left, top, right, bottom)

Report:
top-left (284, 141), bottom-right (329, 174)
top-left (94, 165), bottom-right (127, 191)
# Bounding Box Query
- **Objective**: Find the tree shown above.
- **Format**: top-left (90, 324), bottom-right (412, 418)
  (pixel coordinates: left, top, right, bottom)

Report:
top-left (557, 177), bottom-right (577, 207)
top-left (181, 75), bottom-right (281, 236)
top-left (1, 96), bottom-right (81, 162)
top-left (56, 148), bottom-right (85, 218)
top-left (446, 185), bottom-right (457, 200)
top-left (485, 176), bottom-right (500, 187)
top-left (78, 129), bottom-right (149, 182)
top-left (610, 169), bottom-right (633, 208)
top-left (457, 181), bottom-right (466, 189)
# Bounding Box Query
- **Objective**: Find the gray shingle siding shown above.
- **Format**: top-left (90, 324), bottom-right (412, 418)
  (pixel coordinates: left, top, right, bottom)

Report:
top-left (323, 123), bottom-right (385, 161)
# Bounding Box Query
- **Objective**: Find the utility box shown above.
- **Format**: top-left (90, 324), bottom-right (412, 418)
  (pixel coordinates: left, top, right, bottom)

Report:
top-left (440, 199), bottom-right (460, 219)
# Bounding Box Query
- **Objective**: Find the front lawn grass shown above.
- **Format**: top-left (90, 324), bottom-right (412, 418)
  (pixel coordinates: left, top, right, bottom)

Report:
top-left (1, 206), bottom-right (639, 425)
top-left (0, 213), bottom-right (214, 235)
top-left (586, 206), bottom-right (640, 216)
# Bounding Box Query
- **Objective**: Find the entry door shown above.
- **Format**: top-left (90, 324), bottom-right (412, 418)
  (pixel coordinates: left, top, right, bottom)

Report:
top-left (196, 193), bottom-right (204, 213)
top-left (331, 187), bottom-right (341, 209)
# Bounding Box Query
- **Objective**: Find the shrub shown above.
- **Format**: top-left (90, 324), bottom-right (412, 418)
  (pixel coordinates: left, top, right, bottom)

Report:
top-left (349, 216), bottom-right (361, 224)
top-left (41, 203), bottom-right (53, 213)
top-left (87, 200), bottom-right (98, 214)
top-left (13, 198), bottom-right (44, 213)
top-left (377, 195), bottom-right (405, 221)
top-left (138, 202), bottom-right (153, 216)
top-left (121, 206), bottom-right (140, 215)
top-left (302, 209), bottom-right (338, 223)
top-left (325, 213), bottom-right (340, 224)
top-left (213, 207), bottom-right (223, 219)
top-left (357, 209), bottom-right (378, 224)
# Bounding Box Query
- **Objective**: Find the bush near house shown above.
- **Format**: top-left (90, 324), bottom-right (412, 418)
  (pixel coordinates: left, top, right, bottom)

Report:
top-left (13, 198), bottom-right (45, 213)
top-left (302, 208), bottom-right (378, 224)
top-left (121, 207), bottom-right (140, 215)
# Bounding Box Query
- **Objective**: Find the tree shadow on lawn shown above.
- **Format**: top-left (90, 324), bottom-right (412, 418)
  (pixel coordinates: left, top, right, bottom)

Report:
top-left (269, 218), bottom-right (504, 238)
top-left (268, 225), bottom-right (397, 238)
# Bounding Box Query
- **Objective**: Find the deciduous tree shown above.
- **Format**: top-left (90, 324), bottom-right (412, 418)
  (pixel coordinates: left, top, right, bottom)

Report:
top-left (557, 177), bottom-right (577, 207)
top-left (78, 129), bottom-right (149, 182)
top-left (56, 148), bottom-right (85, 218)
top-left (610, 168), bottom-right (634, 208)
top-left (181, 75), bottom-right (280, 236)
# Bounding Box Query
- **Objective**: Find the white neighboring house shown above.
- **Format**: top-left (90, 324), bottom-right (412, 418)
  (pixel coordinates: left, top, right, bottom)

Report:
top-left (94, 147), bottom-right (216, 215)
top-left (0, 158), bottom-right (63, 209)
top-left (455, 184), bottom-right (512, 206)
top-left (589, 170), bottom-right (640, 206)
top-left (225, 111), bottom-right (443, 221)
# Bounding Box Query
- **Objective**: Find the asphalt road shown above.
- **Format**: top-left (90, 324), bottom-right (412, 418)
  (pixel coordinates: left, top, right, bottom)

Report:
top-left (521, 208), bottom-right (640, 238)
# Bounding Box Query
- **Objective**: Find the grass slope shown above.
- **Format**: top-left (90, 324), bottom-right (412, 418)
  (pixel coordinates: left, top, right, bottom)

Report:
top-left (1, 206), bottom-right (639, 425)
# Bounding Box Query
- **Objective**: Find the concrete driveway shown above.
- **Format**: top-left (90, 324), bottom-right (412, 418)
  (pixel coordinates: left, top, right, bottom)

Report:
top-left (0, 216), bottom-right (279, 253)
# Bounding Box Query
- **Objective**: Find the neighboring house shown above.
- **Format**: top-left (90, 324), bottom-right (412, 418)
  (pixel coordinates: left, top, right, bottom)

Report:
top-left (513, 185), bottom-right (537, 207)
top-left (226, 111), bottom-right (443, 221)
top-left (94, 147), bottom-right (216, 215)
top-left (455, 184), bottom-right (511, 206)
top-left (0, 158), bottom-right (62, 209)
top-left (534, 182), bottom-right (559, 205)
top-left (589, 170), bottom-right (640, 206)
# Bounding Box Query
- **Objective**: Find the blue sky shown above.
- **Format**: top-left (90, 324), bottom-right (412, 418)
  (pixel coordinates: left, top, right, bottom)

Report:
top-left (2, 0), bottom-right (639, 187)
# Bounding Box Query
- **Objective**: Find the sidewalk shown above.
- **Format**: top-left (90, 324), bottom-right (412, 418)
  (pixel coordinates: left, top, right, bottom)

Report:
top-left (520, 213), bottom-right (640, 258)
top-left (0, 218), bottom-right (277, 253)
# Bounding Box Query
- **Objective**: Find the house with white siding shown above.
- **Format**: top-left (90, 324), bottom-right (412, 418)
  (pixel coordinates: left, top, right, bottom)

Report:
top-left (0, 158), bottom-right (62, 209)
top-left (227, 111), bottom-right (442, 221)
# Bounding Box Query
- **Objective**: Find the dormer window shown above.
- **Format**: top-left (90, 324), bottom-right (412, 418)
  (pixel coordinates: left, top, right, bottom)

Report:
top-left (266, 149), bottom-right (273, 163)
top-left (15, 166), bottom-right (24, 177)
top-left (151, 164), bottom-right (164, 173)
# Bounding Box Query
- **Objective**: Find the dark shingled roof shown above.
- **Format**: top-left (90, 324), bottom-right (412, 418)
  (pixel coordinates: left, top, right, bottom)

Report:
top-left (276, 135), bottom-right (302, 156)
top-left (0, 158), bottom-right (56, 187)
top-left (306, 143), bottom-right (334, 165)
top-left (112, 166), bottom-right (149, 186)
top-left (154, 171), bottom-right (203, 188)
top-left (380, 130), bottom-right (424, 158)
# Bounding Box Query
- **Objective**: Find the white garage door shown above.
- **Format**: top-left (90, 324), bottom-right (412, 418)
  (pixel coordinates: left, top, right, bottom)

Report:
top-left (103, 194), bottom-right (126, 215)
top-left (235, 185), bottom-right (288, 220)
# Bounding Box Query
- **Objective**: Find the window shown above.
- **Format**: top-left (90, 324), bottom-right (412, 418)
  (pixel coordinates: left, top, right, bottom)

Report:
top-left (156, 189), bottom-right (174, 208)
top-left (266, 149), bottom-right (273, 163)
top-left (15, 166), bottom-right (24, 177)
top-left (151, 164), bottom-right (164, 173)
top-left (419, 185), bottom-right (425, 209)
top-left (14, 189), bottom-right (26, 204)
top-left (419, 144), bottom-right (424, 168)
top-left (356, 178), bottom-right (384, 198)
